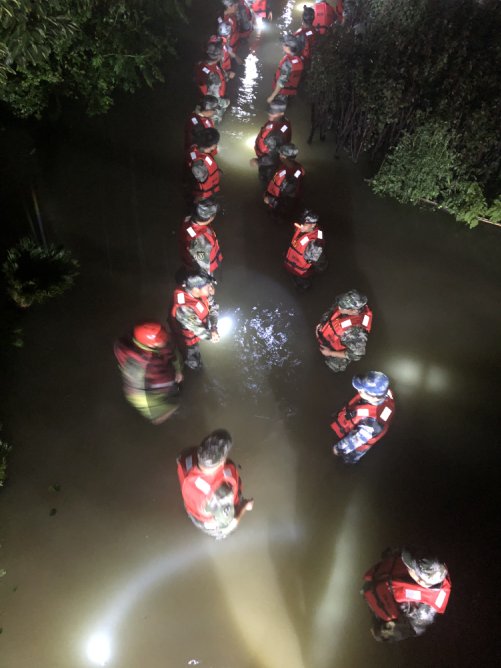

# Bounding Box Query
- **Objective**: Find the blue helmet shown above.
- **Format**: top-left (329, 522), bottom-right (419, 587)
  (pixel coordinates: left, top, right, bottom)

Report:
top-left (352, 371), bottom-right (389, 397)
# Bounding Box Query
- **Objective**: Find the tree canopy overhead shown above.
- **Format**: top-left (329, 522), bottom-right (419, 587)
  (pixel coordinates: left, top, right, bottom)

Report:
top-left (309, 0), bottom-right (501, 226)
top-left (0, 0), bottom-right (187, 118)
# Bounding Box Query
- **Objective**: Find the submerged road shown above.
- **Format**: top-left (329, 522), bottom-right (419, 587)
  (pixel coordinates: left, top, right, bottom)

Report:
top-left (1, 2), bottom-right (500, 667)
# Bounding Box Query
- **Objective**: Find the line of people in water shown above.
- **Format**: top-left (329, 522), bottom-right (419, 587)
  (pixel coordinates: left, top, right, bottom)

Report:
top-left (114, 1), bottom-right (451, 643)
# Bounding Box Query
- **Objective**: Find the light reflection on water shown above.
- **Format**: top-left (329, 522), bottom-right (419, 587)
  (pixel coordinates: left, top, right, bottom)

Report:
top-left (278, 0), bottom-right (295, 31)
top-left (232, 52), bottom-right (261, 123)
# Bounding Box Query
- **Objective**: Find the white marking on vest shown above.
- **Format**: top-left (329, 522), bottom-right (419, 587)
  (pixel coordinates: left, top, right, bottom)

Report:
top-left (190, 151), bottom-right (196, 160)
top-left (380, 407), bottom-right (392, 421)
top-left (177, 292), bottom-right (186, 305)
top-left (191, 117), bottom-right (198, 124)
top-left (405, 589), bottom-right (422, 601)
top-left (195, 477), bottom-right (211, 494)
top-left (266, 123), bottom-right (273, 130)
top-left (280, 124), bottom-right (288, 133)
top-left (388, 389), bottom-right (394, 398)
top-left (279, 169), bottom-right (286, 177)
top-left (195, 302), bottom-right (205, 314)
top-left (294, 169), bottom-right (301, 178)
top-left (357, 408), bottom-right (370, 417)
top-left (306, 30), bottom-right (313, 36)
top-left (362, 314), bottom-right (370, 326)
top-left (317, 230), bottom-right (323, 239)
top-left (202, 67), bottom-right (210, 74)
top-left (292, 58), bottom-right (299, 63)
top-left (187, 226), bottom-right (196, 238)
top-left (206, 156), bottom-right (213, 166)
top-left (300, 236), bottom-right (309, 246)
top-left (340, 319), bottom-right (352, 328)
top-left (435, 590), bottom-right (446, 608)
top-left (223, 467), bottom-right (232, 478)
top-left (185, 455), bottom-right (193, 471)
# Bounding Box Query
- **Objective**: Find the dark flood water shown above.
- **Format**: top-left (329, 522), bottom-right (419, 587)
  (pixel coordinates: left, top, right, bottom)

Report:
top-left (1, 2), bottom-right (500, 667)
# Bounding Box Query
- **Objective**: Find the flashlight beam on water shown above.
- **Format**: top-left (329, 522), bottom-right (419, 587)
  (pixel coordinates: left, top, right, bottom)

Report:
top-left (86, 633), bottom-right (112, 666)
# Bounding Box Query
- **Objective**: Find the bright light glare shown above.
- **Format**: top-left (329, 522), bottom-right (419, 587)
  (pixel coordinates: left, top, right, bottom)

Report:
top-left (218, 316), bottom-right (233, 337)
top-left (255, 17), bottom-right (268, 32)
top-left (86, 633), bottom-right (111, 666)
top-left (245, 134), bottom-right (256, 149)
top-left (294, 2), bottom-right (306, 12)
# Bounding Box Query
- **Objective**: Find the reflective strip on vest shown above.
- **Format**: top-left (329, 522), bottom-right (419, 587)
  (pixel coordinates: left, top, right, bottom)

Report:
top-left (357, 408), bottom-right (370, 417)
top-left (177, 292), bottom-right (186, 304)
top-left (191, 117), bottom-right (198, 125)
top-left (280, 124), bottom-right (288, 133)
top-left (380, 407), bottom-right (393, 421)
top-left (195, 302), bottom-right (205, 314)
top-left (223, 467), bottom-right (232, 478)
top-left (202, 67), bottom-right (210, 74)
top-left (206, 156), bottom-right (213, 166)
top-left (195, 477), bottom-right (211, 494)
top-left (185, 455), bottom-right (193, 471)
top-left (300, 236), bottom-right (309, 246)
top-left (340, 319), bottom-right (352, 328)
top-left (306, 30), bottom-right (313, 36)
top-left (435, 590), bottom-right (446, 608)
top-left (362, 314), bottom-right (370, 327)
top-left (190, 152), bottom-right (196, 160)
top-left (317, 230), bottom-right (323, 239)
top-left (404, 589), bottom-right (422, 601)
top-left (292, 58), bottom-right (299, 64)
top-left (294, 169), bottom-right (302, 178)
top-left (187, 226), bottom-right (196, 238)
top-left (279, 169), bottom-right (286, 177)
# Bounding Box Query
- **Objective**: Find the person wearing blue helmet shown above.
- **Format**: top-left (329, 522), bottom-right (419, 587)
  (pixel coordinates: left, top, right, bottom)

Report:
top-left (331, 371), bottom-right (395, 463)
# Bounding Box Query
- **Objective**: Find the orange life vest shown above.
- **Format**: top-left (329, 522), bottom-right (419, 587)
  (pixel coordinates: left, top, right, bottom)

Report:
top-left (170, 289), bottom-right (210, 347)
top-left (284, 227), bottom-right (324, 276)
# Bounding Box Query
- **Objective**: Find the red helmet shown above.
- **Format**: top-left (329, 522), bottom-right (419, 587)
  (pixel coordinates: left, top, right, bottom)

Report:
top-left (133, 322), bottom-right (169, 349)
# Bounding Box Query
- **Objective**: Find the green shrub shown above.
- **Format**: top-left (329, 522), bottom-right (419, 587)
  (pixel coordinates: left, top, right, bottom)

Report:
top-left (3, 238), bottom-right (79, 308)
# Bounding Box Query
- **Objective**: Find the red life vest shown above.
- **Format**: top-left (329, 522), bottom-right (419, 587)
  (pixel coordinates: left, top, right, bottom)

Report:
top-left (114, 338), bottom-right (177, 390)
top-left (254, 117), bottom-right (292, 157)
top-left (208, 34), bottom-right (231, 71)
top-left (313, 2), bottom-right (335, 35)
top-left (363, 554), bottom-right (452, 622)
top-left (195, 60), bottom-right (227, 98)
top-left (177, 450), bottom-right (241, 522)
top-left (273, 54), bottom-right (304, 96)
top-left (267, 162), bottom-right (305, 199)
top-left (237, 0), bottom-right (254, 39)
top-left (219, 13), bottom-right (239, 48)
top-left (317, 306), bottom-right (373, 351)
top-left (170, 288), bottom-right (210, 347)
top-left (284, 227), bottom-right (324, 277)
top-left (179, 216), bottom-right (223, 273)
top-left (184, 113), bottom-right (215, 149)
top-left (330, 390), bottom-right (395, 450)
top-left (294, 26), bottom-right (317, 61)
top-left (188, 146), bottom-right (221, 199)
top-left (252, 0), bottom-right (267, 19)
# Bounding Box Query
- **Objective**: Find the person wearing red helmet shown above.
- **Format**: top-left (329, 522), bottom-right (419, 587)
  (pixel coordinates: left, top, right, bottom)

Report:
top-left (362, 547), bottom-right (451, 642)
top-left (114, 322), bottom-right (183, 424)
top-left (177, 429), bottom-right (254, 538)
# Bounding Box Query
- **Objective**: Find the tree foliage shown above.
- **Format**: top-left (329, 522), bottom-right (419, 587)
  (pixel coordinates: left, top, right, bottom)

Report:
top-left (309, 0), bottom-right (501, 226)
top-left (0, 0), bottom-right (187, 117)
top-left (3, 238), bottom-right (80, 308)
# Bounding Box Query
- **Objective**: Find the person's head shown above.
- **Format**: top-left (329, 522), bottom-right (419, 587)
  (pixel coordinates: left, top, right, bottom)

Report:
top-left (279, 143), bottom-right (299, 161)
top-left (217, 19), bottom-right (232, 38)
top-left (222, 0), bottom-right (238, 14)
top-left (401, 547), bottom-right (448, 588)
top-left (281, 33), bottom-right (301, 55)
top-left (194, 198), bottom-right (219, 224)
top-left (196, 127), bottom-right (220, 153)
top-left (133, 322), bottom-right (169, 350)
top-left (206, 41), bottom-right (223, 63)
top-left (295, 208), bottom-right (319, 231)
top-left (198, 95), bottom-right (219, 118)
top-left (336, 289), bottom-right (367, 314)
top-left (352, 371), bottom-right (390, 401)
top-left (302, 5), bottom-right (315, 26)
top-left (267, 97), bottom-right (287, 120)
top-left (197, 428), bottom-right (233, 470)
top-left (183, 270), bottom-right (215, 297)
